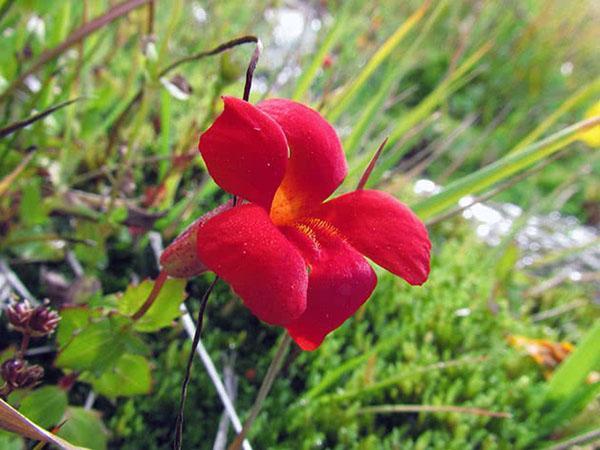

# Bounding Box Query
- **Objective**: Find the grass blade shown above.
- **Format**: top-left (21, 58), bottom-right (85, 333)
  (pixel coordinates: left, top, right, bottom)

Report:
top-left (355, 404), bottom-right (511, 419)
top-left (0, 0), bottom-right (151, 102)
top-left (292, 14), bottom-right (346, 101)
top-left (343, 41), bottom-right (491, 186)
top-left (0, 151), bottom-right (35, 196)
top-left (388, 41), bottom-right (492, 148)
top-left (343, 0), bottom-right (449, 157)
top-left (547, 321), bottom-right (600, 401)
top-left (510, 77), bottom-right (600, 154)
top-left (325, 1), bottom-right (431, 122)
top-left (411, 116), bottom-right (600, 220)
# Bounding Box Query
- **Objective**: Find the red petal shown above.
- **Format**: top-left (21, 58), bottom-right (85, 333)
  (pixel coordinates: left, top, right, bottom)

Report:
top-left (198, 97), bottom-right (288, 210)
top-left (282, 221), bottom-right (377, 351)
top-left (160, 201), bottom-right (233, 278)
top-left (196, 204), bottom-right (308, 325)
top-left (316, 190), bottom-right (431, 285)
top-left (258, 99), bottom-right (347, 223)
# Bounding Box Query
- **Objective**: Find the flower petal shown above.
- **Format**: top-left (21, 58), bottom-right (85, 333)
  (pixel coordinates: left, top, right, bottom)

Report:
top-left (316, 190), bottom-right (431, 285)
top-left (196, 204), bottom-right (308, 325)
top-left (198, 97), bottom-right (288, 210)
top-left (282, 221), bottom-right (377, 351)
top-left (258, 99), bottom-right (347, 223)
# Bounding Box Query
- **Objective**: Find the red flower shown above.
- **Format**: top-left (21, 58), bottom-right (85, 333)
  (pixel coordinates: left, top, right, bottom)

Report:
top-left (163, 97), bottom-right (431, 350)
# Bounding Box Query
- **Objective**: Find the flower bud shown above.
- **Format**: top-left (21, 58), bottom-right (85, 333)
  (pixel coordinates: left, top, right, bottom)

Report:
top-left (160, 201), bottom-right (233, 278)
top-left (28, 306), bottom-right (60, 337)
top-left (1, 359), bottom-right (44, 390)
top-left (5, 300), bottom-right (34, 333)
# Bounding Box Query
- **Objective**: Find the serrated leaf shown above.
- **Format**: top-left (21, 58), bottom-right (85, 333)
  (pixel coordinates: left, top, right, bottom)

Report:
top-left (55, 316), bottom-right (131, 374)
top-left (117, 278), bottom-right (187, 332)
top-left (84, 354), bottom-right (152, 399)
top-left (56, 307), bottom-right (94, 348)
top-left (18, 386), bottom-right (68, 429)
top-left (57, 407), bottom-right (108, 450)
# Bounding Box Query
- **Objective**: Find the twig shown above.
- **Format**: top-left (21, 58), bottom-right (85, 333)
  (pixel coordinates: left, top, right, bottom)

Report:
top-left (0, 99), bottom-right (79, 138)
top-left (531, 299), bottom-right (587, 322)
top-left (546, 428), bottom-right (600, 450)
top-left (212, 355), bottom-right (239, 450)
top-left (107, 35), bottom-right (260, 155)
top-left (228, 333), bottom-right (292, 450)
top-left (65, 251), bottom-right (84, 278)
top-left (83, 391), bottom-right (96, 411)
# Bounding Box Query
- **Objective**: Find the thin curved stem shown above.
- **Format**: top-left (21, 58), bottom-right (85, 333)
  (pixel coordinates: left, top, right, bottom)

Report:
top-left (131, 270), bottom-right (168, 320)
top-left (227, 333), bottom-right (292, 450)
top-left (243, 40), bottom-right (262, 102)
top-left (173, 276), bottom-right (219, 450)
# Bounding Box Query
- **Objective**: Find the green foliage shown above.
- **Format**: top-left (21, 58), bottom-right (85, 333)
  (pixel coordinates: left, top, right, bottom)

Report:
top-left (55, 315), bottom-right (131, 374)
top-left (83, 354), bottom-right (152, 399)
top-left (110, 234), bottom-right (599, 449)
top-left (57, 407), bottom-right (109, 450)
top-left (0, 0), bottom-right (598, 448)
top-left (18, 386), bottom-right (68, 429)
top-left (116, 278), bottom-right (187, 332)
top-left (0, 430), bottom-right (21, 450)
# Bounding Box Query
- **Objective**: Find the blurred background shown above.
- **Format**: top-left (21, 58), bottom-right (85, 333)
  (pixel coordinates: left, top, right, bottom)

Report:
top-left (0, 0), bottom-right (599, 449)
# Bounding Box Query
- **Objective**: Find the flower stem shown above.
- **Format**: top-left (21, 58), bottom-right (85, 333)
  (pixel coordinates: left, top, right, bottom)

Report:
top-left (18, 333), bottom-right (30, 357)
top-left (227, 332), bottom-right (292, 450)
top-left (243, 40), bottom-right (262, 102)
top-left (131, 270), bottom-right (168, 321)
top-left (173, 276), bottom-right (219, 450)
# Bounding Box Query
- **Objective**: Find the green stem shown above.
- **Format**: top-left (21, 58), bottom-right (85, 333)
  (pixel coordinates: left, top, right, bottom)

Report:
top-left (228, 333), bottom-right (292, 450)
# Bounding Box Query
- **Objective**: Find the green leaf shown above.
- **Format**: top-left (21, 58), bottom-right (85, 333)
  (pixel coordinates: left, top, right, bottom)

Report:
top-left (117, 278), bottom-right (187, 332)
top-left (0, 430), bottom-right (22, 450)
top-left (56, 307), bottom-right (95, 348)
top-left (57, 408), bottom-right (108, 450)
top-left (55, 316), bottom-right (130, 374)
top-left (84, 354), bottom-right (152, 399)
top-left (411, 117), bottom-right (599, 221)
top-left (18, 386), bottom-right (68, 429)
